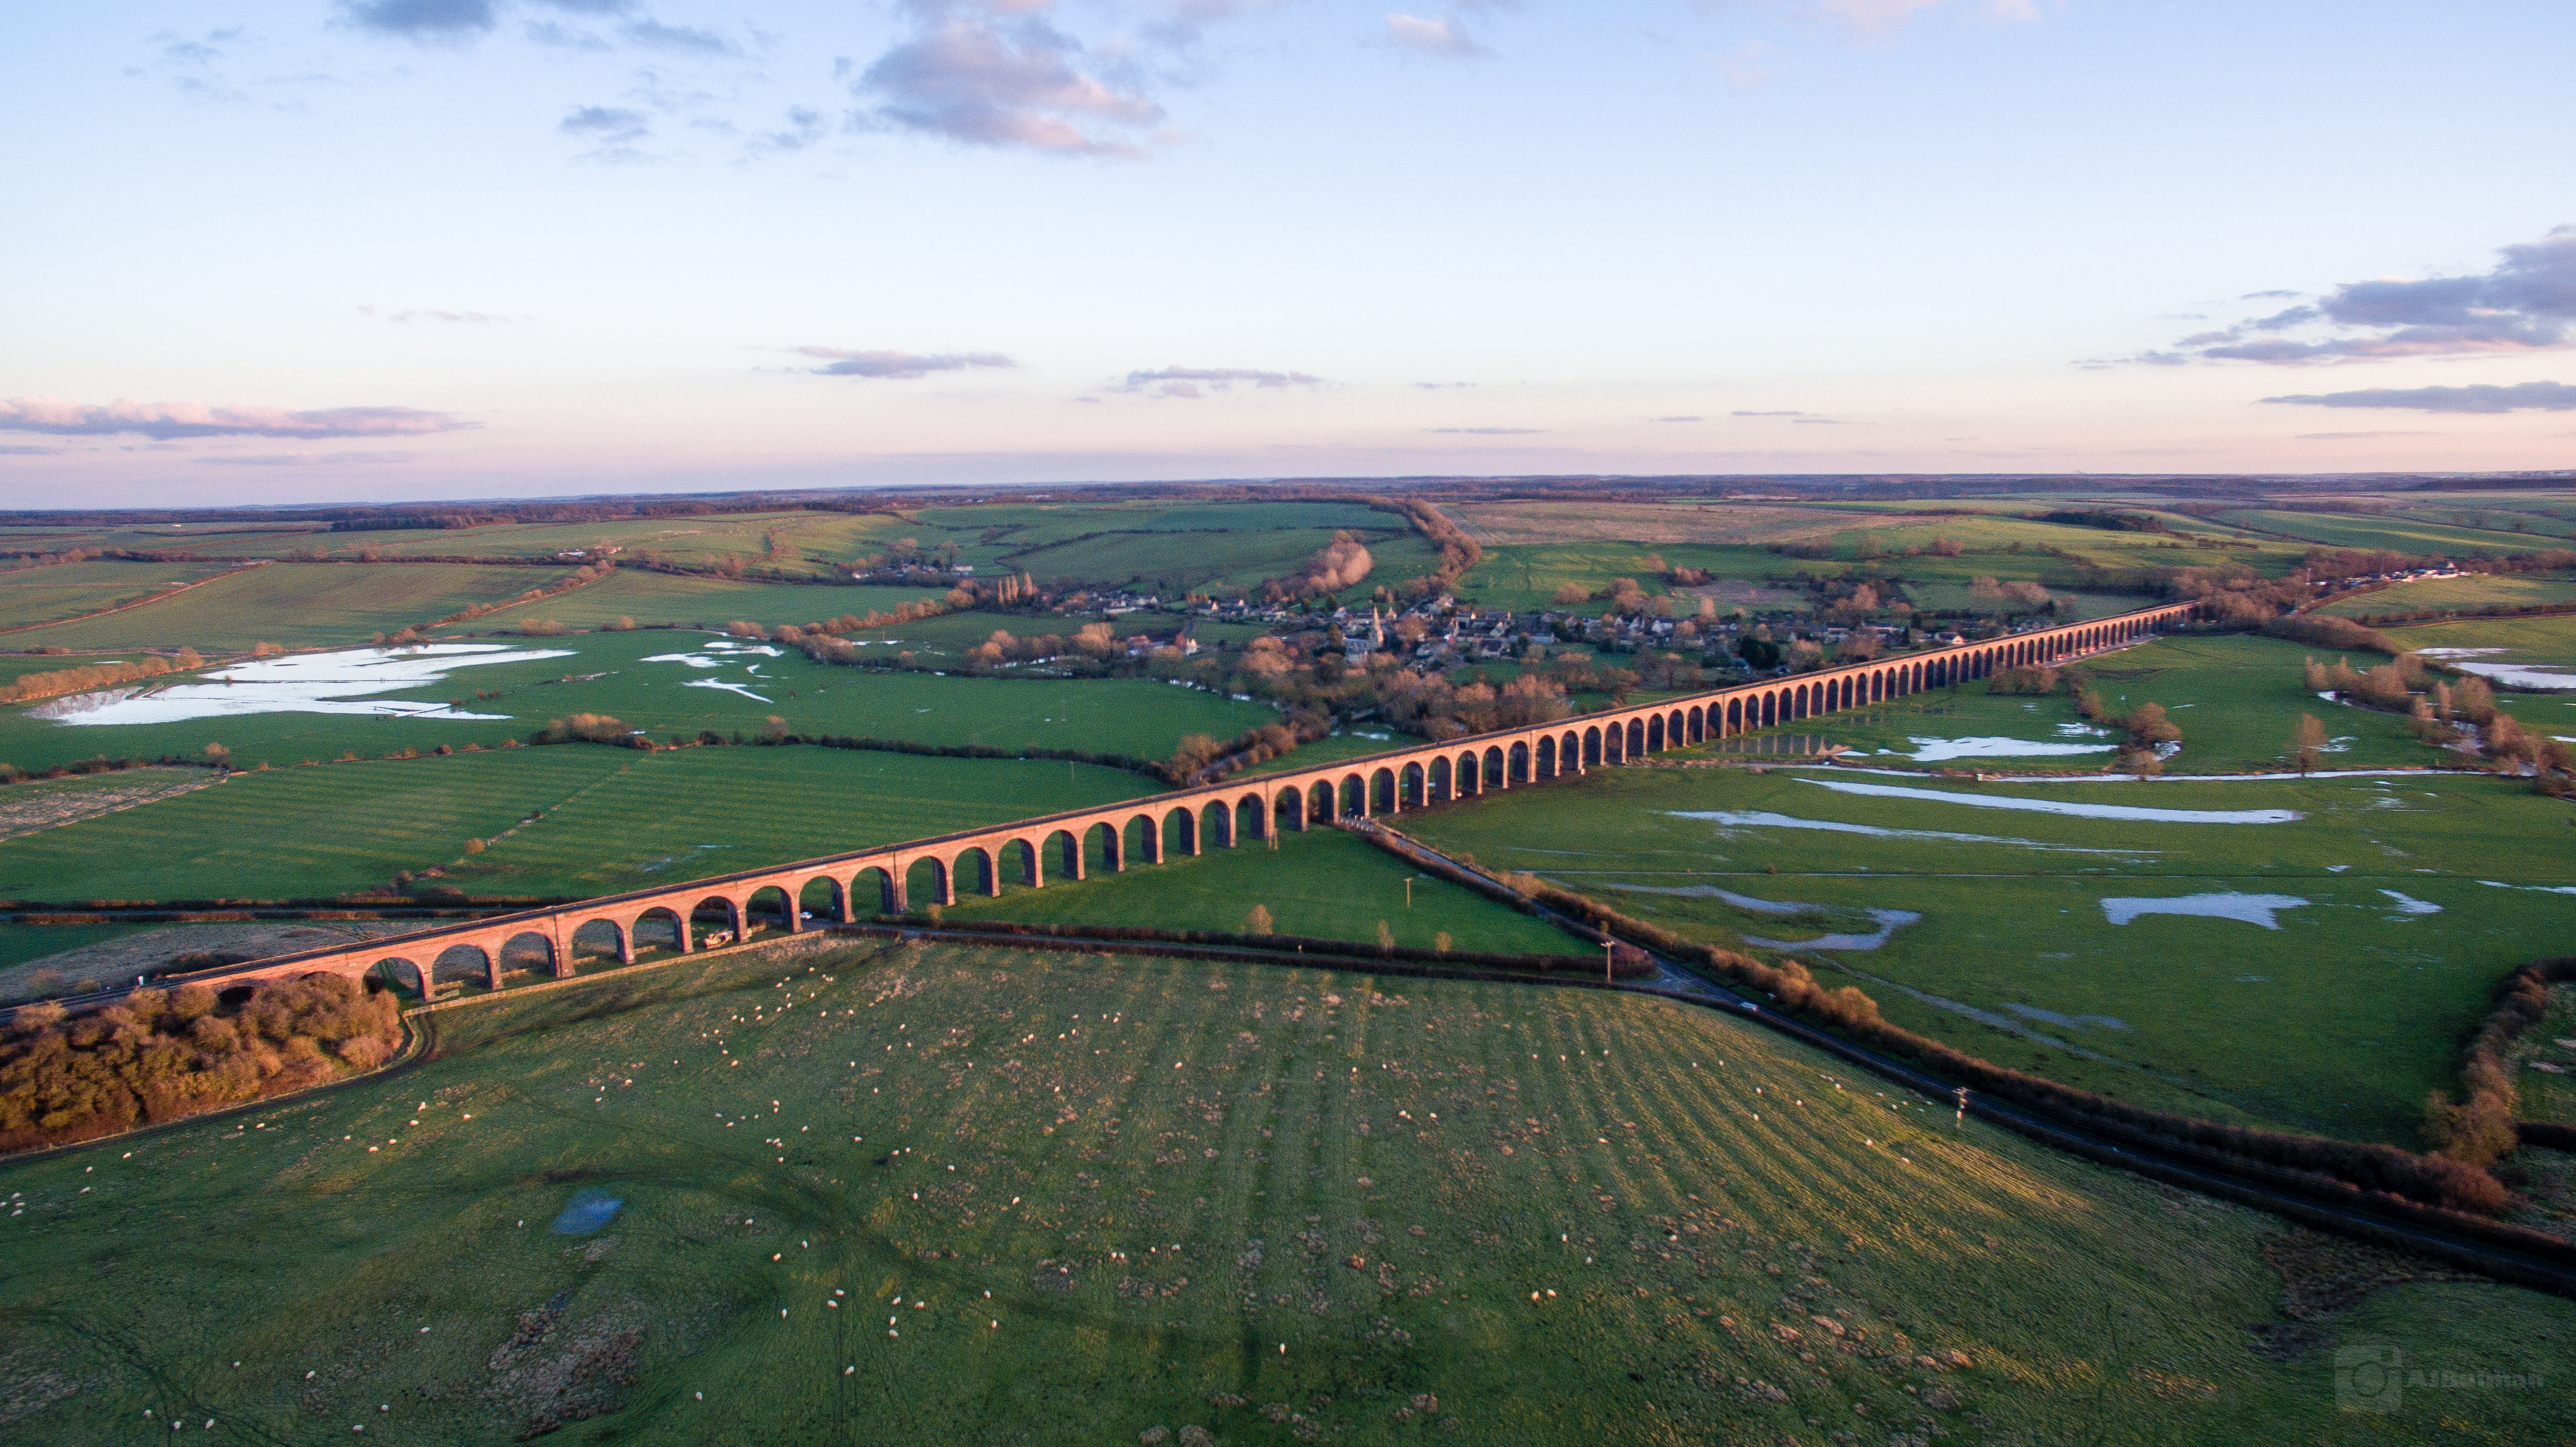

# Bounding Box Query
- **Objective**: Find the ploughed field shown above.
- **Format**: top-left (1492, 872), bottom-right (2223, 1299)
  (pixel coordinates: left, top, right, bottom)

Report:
top-left (1396, 764), bottom-right (2576, 1149)
top-left (3, 942), bottom-right (2565, 1444)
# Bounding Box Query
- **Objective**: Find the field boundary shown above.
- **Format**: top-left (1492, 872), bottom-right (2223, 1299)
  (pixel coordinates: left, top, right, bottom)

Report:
top-left (0, 561), bottom-right (266, 636)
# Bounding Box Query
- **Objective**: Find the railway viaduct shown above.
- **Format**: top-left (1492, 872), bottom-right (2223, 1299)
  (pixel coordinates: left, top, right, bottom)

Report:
top-left (176, 601), bottom-right (2197, 1000)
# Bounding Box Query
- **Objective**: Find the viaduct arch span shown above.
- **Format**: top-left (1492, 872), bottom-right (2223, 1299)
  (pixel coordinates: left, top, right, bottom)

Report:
top-left (174, 602), bottom-right (2197, 999)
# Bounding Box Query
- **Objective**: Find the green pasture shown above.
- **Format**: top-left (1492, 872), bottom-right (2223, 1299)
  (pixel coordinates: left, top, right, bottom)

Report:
top-left (462, 571), bottom-right (951, 631)
top-left (2516, 987), bottom-right (2576, 1128)
top-left (939, 822), bottom-right (1574, 955)
top-left (3, 942), bottom-right (2564, 1444)
top-left (1400, 765), bottom-right (2576, 1146)
top-left (2217, 509), bottom-right (2546, 558)
top-left (1901, 583), bottom-right (2146, 621)
top-left (2387, 614), bottom-right (2576, 672)
top-left (0, 563), bottom-right (576, 653)
top-left (350, 511), bottom-right (887, 574)
top-left (2317, 571), bottom-right (2576, 620)
top-left (1001, 525), bottom-right (1411, 596)
top-left (0, 560), bottom-right (237, 630)
top-left (2382, 505), bottom-right (2576, 541)
top-left (923, 499), bottom-right (1393, 550)
top-left (0, 746), bottom-right (1152, 904)
top-left (0, 628), bottom-right (1277, 773)
top-left (1711, 633), bottom-right (2435, 774)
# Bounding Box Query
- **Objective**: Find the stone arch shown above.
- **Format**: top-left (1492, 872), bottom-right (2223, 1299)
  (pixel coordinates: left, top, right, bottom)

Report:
top-left (1235, 793), bottom-right (1269, 842)
top-left (570, 918), bottom-right (628, 967)
top-left (798, 873), bottom-right (847, 924)
top-left (1274, 789), bottom-right (1305, 833)
top-left (745, 884), bottom-right (796, 935)
top-left (690, 894), bottom-right (745, 948)
top-left (431, 942), bottom-right (490, 992)
top-left (1340, 773), bottom-right (1368, 818)
top-left (1647, 713), bottom-right (1665, 752)
top-left (497, 929), bottom-right (556, 980)
top-left (1509, 739), bottom-right (1531, 782)
top-left (951, 847), bottom-right (996, 899)
top-left (1083, 819), bottom-right (1122, 873)
top-left (1724, 697), bottom-right (1741, 734)
top-left (373, 956), bottom-right (427, 998)
top-left (1455, 751), bottom-right (1482, 796)
top-left (1202, 799), bottom-right (1234, 849)
top-left (1307, 780), bottom-right (1334, 822)
top-left (1583, 725), bottom-right (1604, 767)
top-left (1400, 761), bottom-right (1425, 807)
top-left (632, 905), bottom-right (688, 954)
top-left (1001, 836), bottom-right (1042, 888)
top-left (901, 856), bottom-right (952, 910)
top-left (1624, 718), bottom-right (1644, 759)
top-left (1428, 754), bottom-right (1452, 800)
top-left (1536, 734), bottom-right (1557, 777)
top-left (1370, 767), bottom-right (1398, 813)
top-left (1482, 745), bottom-right (1506, 789)
top-left (1165, 805), bottom-right (1199, 858)
top-left (1041, 828), bottom-right (1083, 882)
top-left (1124, 813), bottom-right (1162, 866)
top-left (852, 864), bottom-right (901, 914)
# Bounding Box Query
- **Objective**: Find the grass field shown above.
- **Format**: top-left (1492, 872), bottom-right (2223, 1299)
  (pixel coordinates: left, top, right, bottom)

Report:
top-left (0, 628), bottom-right (1278, 773)
top-left (0, 563), bottom-right (576, 652)
top-left (0, 560), bottom-right (239, 630)
top-left (940, 824), bottom-right (1578, 955)
top-left (0, 746), bottom-right (1156, 904)
top-left (1398, 764), bottom-right (2576, 1146)
top-left (2217, 510), bottom-right (2549, 558)
top-left (2317, 572), bottom-right (2576, 620)
top-left (465, 572), bottom-right (952, 631)
top-left (1716, 634), bottom-right (2436, 775)
top-left (2386, 615), bottom-right (2576, 672)
top-left (0, 939), bottom-right (2564, 1444)
top-left (348, 512), bottom-right (888, 574)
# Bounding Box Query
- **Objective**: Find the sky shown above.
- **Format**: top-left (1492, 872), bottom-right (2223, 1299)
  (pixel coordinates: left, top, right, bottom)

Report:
top-left (3, 1), bottom-right (2572, 506)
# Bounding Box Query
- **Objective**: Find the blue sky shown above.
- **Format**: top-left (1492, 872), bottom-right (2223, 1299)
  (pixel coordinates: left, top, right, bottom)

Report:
top-left (3, 1), bottom-right (2571, 504)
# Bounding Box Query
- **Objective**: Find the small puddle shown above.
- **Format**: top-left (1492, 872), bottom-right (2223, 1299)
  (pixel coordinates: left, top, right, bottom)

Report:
top-left (1601, 881), bottom-right (1922, 951)
top-left (2100, 892), bottom-right (2309, 929)
top-left (2379, 890), bottom-right (2442, 916)
top-left (550, 1187), bottom-right (625, 1235)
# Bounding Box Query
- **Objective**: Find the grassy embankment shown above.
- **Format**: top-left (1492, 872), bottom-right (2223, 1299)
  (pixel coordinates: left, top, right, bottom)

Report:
top-left (1, 941), bottom-right (2566, 1444)
top-left (1396, 765), bottom-right (2576, 1149)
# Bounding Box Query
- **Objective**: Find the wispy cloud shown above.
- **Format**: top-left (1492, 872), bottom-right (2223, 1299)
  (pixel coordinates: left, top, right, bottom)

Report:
top-left (2260, 381), bottom-right (2576, 414)
top-left (1385, 14), bottom-right (1493, 59)
top-left (0, 445), bottom-right (61, 456)
top-left (2117, 225), bottom-right (2576, 367)
top-left (337, 0), bottom-right (499, 40)
top-left (794, 347), bottom-right (1016, 379)
top-left (2294, 430), bottom-right (2442, 440)
top-left (1412, 381), bottom-right (1476, 390)
top-left (1427, 426), bottom-right (1542, 434)
top-left (1806, 0), bottom-right (2042, 37)
top-left (361, 305), bottom-right (517, 323)
top-left (621, 17), bottom-right (734, 56)
top-left (1115, 366), bottom-right (1326, 399)
top-left (1654, 415), bottom-right (1704, 422)
top-left (0, 398), bottom-right (471, 440)
top-left (851, 3), bottom-right (1165, 158)
top-left (196, 451), bottom-right (417, 466)
top-left (1732, 409), bottom-right (1812, 416)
